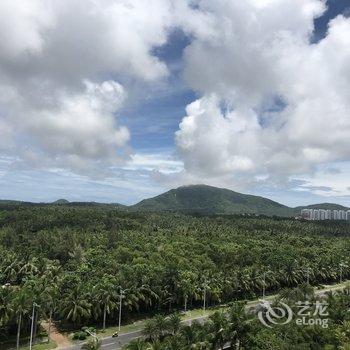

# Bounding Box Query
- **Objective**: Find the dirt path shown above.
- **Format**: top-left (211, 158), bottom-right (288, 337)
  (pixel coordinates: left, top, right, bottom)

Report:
top-left (41, 321), bottom-right (71, 348)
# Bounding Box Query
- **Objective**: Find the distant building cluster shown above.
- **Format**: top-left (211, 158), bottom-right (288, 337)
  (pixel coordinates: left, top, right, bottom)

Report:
top-left (301, 208), bottom-right (350, 221)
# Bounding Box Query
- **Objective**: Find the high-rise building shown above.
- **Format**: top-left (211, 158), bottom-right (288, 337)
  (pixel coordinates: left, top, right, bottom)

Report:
top-left (319, 209), bottom-right (326, 220)
top-left (333, 210), bottom-right (339, 220)
top-left (340, 210), bottom-right (347, 220)
top-left (347, 210), bottom-right (350, 221)
top-left (301, 208), bottom-right (350, 221)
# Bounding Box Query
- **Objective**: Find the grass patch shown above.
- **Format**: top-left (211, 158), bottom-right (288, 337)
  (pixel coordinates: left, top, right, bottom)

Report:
top-left (18, 341), bottom-right (57, 350)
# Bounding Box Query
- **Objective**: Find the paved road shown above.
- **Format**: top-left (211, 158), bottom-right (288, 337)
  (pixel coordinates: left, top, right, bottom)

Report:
top-left (61, 281), bottom-right (349, 350)
top-left (63, 330), bottom-right (143, 350)
top-left (62, 316), bottom-right (209, 350)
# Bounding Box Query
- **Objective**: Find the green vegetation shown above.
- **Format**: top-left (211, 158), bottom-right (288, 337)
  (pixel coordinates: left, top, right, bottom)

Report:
top-left (131, 184), bottom-right (294, 216)
top-left (131, 185), bottom-right (349, 216)
top-left (1, 185), bottom-right (348, 217)
top-left (128, 286), bottom-right (350, 349)
top-left (0, 205), bottom-right (349, 347)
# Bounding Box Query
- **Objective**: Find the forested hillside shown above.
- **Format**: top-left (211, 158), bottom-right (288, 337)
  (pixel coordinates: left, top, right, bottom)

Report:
top-left (131, 185), bottom-right (294, 216)
top-left (0, 206), bottom-right (349, 344)
top-left (1, 185), bottom-right (348, 217)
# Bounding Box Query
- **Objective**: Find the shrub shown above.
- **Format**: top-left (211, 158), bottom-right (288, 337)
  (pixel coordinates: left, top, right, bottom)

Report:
top-left (73, 331), bottom-right (87, 340)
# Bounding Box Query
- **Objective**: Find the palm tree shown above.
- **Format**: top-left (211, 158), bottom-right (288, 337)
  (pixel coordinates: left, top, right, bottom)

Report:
top-left (13, 286), bottom-right (32, 350)
top-left (163, 334), bottom-right (186, 350)
top-left (60, 284), bottom-right (91, 324)
top-left (92, 276), bottom-right (116, 331)
top-left (0, 284), bottom-right (13, 327)
top-left (186, 320), bottom-right (210, 347)
top-left (208, 311), bottom-right (228, 350)
top-left (226, 302), bottom-right (251, 350)
top-left (153, 315), bottom-right (168, 339)
top-left (283, 263), bottom-right (302, 287)
top-left (123, 338), bottom-right (150, 350)
top-left (145, 340), bottom-right (163, 350)
top-left (41, 263), bottom-right (61, 344)
top-left (23, 276), bottom-right (48, 344)
top-left (143, 318), bottom-right (159, 342)
top-left (180, 325), bottom-right (197, 345)
top-left (166, 312), bottom-right (181, 335)
top-left (177, 271), bottom-right (197, 311)
top-left (139, 284), bottom-right (159, 310)
top-left (19, 258), bottom-right (39, 278)
top-left (81, 337), bottom-right (101, 350)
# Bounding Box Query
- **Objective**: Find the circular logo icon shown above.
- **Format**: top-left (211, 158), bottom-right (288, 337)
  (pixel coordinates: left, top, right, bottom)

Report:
top-left (258, 300), bottom-right (293, 328)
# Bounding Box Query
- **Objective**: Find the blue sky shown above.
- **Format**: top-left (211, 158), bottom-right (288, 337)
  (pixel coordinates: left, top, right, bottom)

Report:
top-left (0, 0), bottom-right (350, 207)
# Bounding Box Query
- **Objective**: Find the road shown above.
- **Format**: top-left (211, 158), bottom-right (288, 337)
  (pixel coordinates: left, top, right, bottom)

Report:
top-left (62, 315), bottom-right (210, 350)
top-left (60, 281), bottom-right (349, 350)
top-left (63, 330), bottom-right (143, 350)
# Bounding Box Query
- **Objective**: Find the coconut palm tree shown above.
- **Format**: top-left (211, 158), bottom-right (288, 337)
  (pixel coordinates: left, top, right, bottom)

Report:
top-left (153, 315), bottom-right (168, 339)
top-left (180, 324), bottom-right (197, 345)
top-left (145, 340), bottom-right (163, 350)
top-left (163, 334), bottom-right (186, 350)
top-left (123, 338), bottom-right (150, 350)
top-left (226, 302), bottom-right (251, 350)
top-left (92, 276), bottom-right (117, 331)
top-left (60, 283), bottom-right (91, 324)
top-left (208, 311), bottom-right (228, 350)
top-left (143, 318), bottom-right (159, 342)
top-left (13, 286), bottom-right (32, 350)
top-left (81, 337), bottom-right (101, 350)
top-left (166, 312), bottom-right (181, 335)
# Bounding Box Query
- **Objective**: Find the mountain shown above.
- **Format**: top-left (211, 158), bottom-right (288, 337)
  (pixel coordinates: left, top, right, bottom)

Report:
top-left (0, 200), bottom-right (22, 205)
top-left (0, 199), bottom-right (126, 209)
top-left (298, 203), bottom-right (348, 210)
top-left (52, 199), bottom-right (70, 204)
top-left (293, 203), bottom-right (349, 215)
top-left (131, 184), bottom-right (294, 217)
top-left (1, 185), bottom-right (348, 217)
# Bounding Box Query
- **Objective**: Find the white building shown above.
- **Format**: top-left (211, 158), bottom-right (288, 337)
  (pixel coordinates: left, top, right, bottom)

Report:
top-left (347, 210), bottom-right (350, 221)
top-left (333, 210), bottom-right (339, 220)
top-left (340, 210), bottom-right (347, 220)
top-left (301, 208), bottom-right (350, 221)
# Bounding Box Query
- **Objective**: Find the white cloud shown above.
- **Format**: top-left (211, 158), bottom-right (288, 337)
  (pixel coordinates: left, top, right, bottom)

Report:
top-left (175, 0), bottom-right (350, 195)
top-left (182, 0), bottom-right (326, 104)
top-left (294, 162), bottom-right (350, 198)
top-left (27, 81), bottom-right (129, 158)
top-left (124, 152), bottom-right (183, 174)
top-left (0, 0), bottom-right (173, 85)
top-left (0, 0), bottom-right (53, 58)
top-left (176, 96), bottom-right (257, 177)
top-left (0, 0), bottom-right (178, 174)
top-left (1, 0), bottom-right (350, 201)
top-left (0, 80), bottom-right (130, 174)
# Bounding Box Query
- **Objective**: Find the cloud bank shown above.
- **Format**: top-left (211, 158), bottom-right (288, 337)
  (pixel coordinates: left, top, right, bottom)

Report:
top-left (0, 0), bottom-right (175, 172)
top-left (1, 0), bottom-right (350, 200)
top-left (176, 0), bottom-right (350, 191)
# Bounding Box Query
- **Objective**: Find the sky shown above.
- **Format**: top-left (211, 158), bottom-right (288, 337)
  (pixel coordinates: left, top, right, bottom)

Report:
top-left (0, 0), bottom-right (350, 207)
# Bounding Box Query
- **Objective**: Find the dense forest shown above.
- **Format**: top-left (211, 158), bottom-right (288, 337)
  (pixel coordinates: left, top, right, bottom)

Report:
top-left (126, 286), bottom-right (350, 349)
top-left (0, 205), bottom-right (349, 347)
